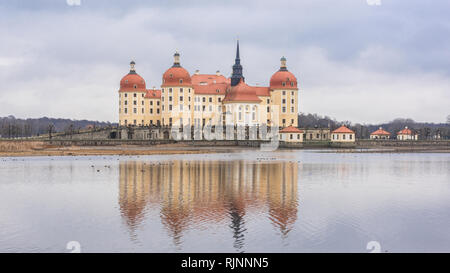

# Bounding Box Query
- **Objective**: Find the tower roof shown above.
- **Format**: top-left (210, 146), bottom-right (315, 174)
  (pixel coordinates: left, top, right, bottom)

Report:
top-left (231, 39), bottom-right (244, 86)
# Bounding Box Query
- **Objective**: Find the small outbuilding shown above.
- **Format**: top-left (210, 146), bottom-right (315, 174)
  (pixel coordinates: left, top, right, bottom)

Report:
top-left (279, 126), bottom-right (304, 142)
top-left (397, 126), bottom-right (418, 141)
top-left (370, 127), bottom-right (391, 140)
top-left (331, 126), bottom-right (355, 143)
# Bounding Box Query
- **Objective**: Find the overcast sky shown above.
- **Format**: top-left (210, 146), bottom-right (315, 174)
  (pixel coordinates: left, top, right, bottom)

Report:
top-left (0, 0), bottom-right (449, 124)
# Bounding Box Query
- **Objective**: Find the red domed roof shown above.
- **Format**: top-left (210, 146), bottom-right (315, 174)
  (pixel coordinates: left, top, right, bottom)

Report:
top-left (162, 66), bottom-right (192, 87)
top-left (223, 79), bottom-right (261, 103)
top-left (270, 57), bottom-right (298, 90)
top-left (120, 73), bottom-right (146, 91)
top-left (270, 70), bottom-right (298, 90)
top-left (119, 61), bottom-right (146, 92)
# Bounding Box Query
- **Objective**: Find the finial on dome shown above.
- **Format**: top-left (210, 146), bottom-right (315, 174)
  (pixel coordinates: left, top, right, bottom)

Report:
top-left (173, 51), bottom-right (181, 67)
top-left (280, 56), bottom-right (287, 71)
top-left (129, 60), bottom-right (136, 74)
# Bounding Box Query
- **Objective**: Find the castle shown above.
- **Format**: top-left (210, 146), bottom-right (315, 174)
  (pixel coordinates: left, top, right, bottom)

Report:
top-left (118, 41), bottom-right (299, 130)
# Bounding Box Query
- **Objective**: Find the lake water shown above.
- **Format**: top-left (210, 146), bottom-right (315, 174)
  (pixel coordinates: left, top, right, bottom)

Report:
top-left (0, 150), bottom-right (449, 253)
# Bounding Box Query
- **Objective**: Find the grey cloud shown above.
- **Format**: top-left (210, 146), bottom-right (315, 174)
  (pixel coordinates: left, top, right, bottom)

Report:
top-left (0, 0), bottom-right (449, 123)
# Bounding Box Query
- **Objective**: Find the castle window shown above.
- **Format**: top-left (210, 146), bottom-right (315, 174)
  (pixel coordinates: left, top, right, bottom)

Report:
top-left (125, 101), bottom-right (128, 105)
top-left (291, 98), bottom-right (294, 104)
top-left (162, 88), bottom-right (164, 93)
top-left (169, 105), bottom-right (172, 111)
top-left (180, 96), bottom-right (183, 101)
top-left (124, 120), bottom-right (127, 125)
top-left (134, 93), bottom-right (137, 97)
top-left (124, 93), bottom-right (127, 97)
top-left (282, 107), bottom-right (286, 113)
top-left (142, 93), bottom-right (145, 97)
top-left (290, 134), bottom-right (293, 140)
top-left (142, 108), bottom-right (144, 114)
top-left (141, 101), bottom-right (144, 105)
top-left (169, 96), bottom-right (172, 102)
top-left (291, 107), bottom-right (294, 113)
top-left (209, 97), bottom-right (212, 103)
top-left (189, 88), bottom-right (191, 93)
top-left (133, 101), bottom-right (137, 105)
top-left (218, 97), bottom-right (221, 102)
top-left (267, 106), bottom-right (270, 113)
top-left (180, 88), bottom-right (183, 92)
top-left (150, 109), bottom-right (153, 114)
top-left (282, 91), bottom-right (286, 95)
top-left (202, 97), bottom-right (206, 103)
top-left (133, 108), bottom-right (137, 114)
top-left (267, 99), bottom-right (270, 104)
top-left (124, 108), bottom-right (128, 114)
top-left (169, 88), bottom-right (172, 93)
top-left (297, 134), bottom-right (300, 139)
top-left (282, 99), bottom-right (286, 104)
top-left (291, 91), bottom-right (294, 96)
top-left (157, 109), bottom-right (160, 114)
top-left (157, 101), bottom-right (160, 106)
top-left (150, 101), bottom-right (153, 106)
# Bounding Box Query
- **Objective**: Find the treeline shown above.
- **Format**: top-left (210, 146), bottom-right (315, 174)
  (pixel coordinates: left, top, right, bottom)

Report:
top-left (298, 113), bottom-right (450, 140)
top-left (0, 116), bottom-right (115, 138)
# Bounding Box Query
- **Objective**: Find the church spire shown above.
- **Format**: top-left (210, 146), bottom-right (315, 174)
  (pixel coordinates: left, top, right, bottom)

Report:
top-left (231, 39), bottom-right (244, 86)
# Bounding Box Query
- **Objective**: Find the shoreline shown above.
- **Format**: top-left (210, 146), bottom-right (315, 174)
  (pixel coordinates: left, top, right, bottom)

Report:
top-left (1, 142), bottom-right (449, 157)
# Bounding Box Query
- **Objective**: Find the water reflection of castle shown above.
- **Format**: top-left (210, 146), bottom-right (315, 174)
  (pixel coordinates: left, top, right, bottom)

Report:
top-left (118, 160), bottom-right (299, 250)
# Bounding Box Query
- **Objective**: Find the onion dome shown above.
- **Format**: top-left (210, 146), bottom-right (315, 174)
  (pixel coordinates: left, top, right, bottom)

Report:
top-left (120, 61), bottom-right (146, 91)
top-left (223, 79), bottom-right (261, 103)
top-left (162, 51), bottom-right (192, 87)
top-left (270, 56), bottom-right (298, 89)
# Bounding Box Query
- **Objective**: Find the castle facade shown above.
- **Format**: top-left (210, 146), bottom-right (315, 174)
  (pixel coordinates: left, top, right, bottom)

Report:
top-left (118, 41), bottom-right (299, 130)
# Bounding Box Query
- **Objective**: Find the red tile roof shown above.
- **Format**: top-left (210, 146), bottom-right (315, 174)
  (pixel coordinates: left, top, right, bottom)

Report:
top-left (371, 127), bottom-right (391, 136)
top-left (145, 89), bottom-right (161, 99)
top-left (191, 74), bottom-right (229, 85)
top-left (119, 73), bottom-right (146, 92)
top-left (222, 79), bottom-right (261, 103)
top-left (193, 83), bottom-right (228, 95)
top-left (332, 126), bottom-right (355, 134)
top-left (270, 70), bottom-right (298, 90)
top-left (280, 126), bottom-right (303, 133)
top-left (397, 127), bottom-right (413, 135)
top-left (254, 86), bottom-right (271, 96)
top-left (162, 66), bottom-right (192, 87)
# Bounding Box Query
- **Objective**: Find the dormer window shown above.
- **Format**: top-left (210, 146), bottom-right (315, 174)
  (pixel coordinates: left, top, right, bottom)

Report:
top-left (291, 82), bottom-right (294, 86)
top-left (125, 80), bottom-right (128, 83)
top-left (169, 74), bottom-right (173, 78)
top-left (179, 79), bottom-right (183, 84)
top-left (282, 82), bottom-right (286, 87)
top-left (134, 84), bottom-right (137, 89)
top-left (216, 89), bottom-right (220, 93)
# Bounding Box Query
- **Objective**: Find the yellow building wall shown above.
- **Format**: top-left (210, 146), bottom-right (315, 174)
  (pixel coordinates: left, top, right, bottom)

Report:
top-left (270, 89), bottom-right (298, 127)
